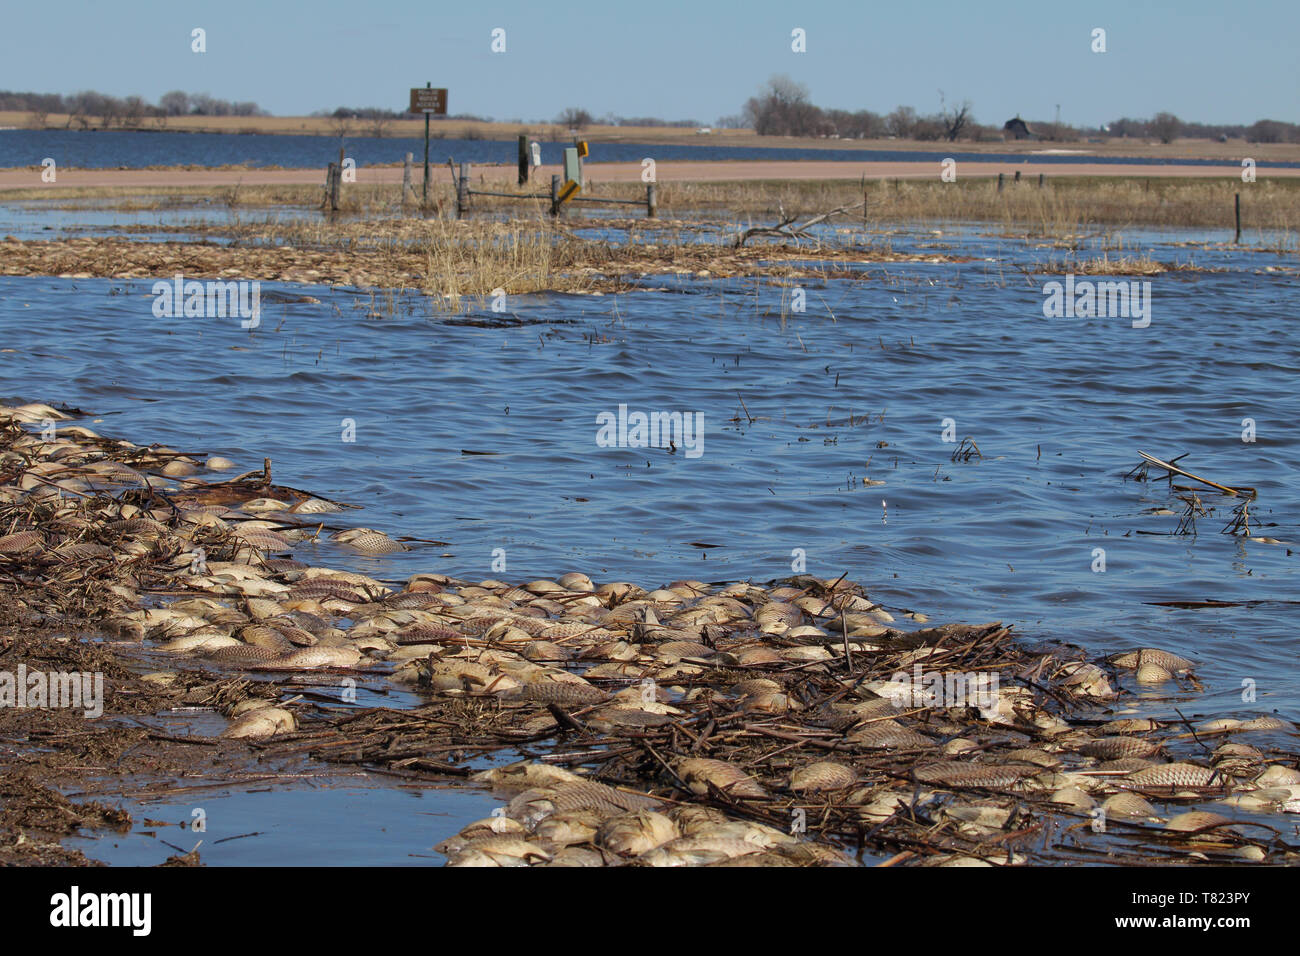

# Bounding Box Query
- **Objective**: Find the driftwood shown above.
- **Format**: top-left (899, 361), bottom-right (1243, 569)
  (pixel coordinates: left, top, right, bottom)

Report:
top-left (1137, 451), bottom-right (1255, 497)
top-left (735, 199), bottom-right (875, 248)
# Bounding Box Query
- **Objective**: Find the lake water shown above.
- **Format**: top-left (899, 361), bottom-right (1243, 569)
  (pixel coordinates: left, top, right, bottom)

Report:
top-left (2, 129), bottom-right (1297, 171)
top-left (4, 214), bottom-right (1298, 863)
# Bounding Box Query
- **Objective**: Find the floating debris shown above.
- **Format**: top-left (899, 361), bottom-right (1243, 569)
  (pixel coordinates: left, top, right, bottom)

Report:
top-left (2, 403), bottom-right (1298, 867)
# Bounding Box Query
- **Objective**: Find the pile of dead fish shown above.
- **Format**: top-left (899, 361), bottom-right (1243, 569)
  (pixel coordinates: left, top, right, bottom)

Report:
top-left (3, 402), bottom-right (1298, 866)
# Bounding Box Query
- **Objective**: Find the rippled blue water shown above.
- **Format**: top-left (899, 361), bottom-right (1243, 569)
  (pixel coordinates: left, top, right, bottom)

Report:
top-left (3, 129), bottom-right (1297, 171)
top-left (3, 235), bottom-right (1298, 726)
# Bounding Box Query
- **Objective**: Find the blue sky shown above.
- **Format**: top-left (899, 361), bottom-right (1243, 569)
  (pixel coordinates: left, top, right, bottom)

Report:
top-left (2, 0), bottom-right (1295, 126)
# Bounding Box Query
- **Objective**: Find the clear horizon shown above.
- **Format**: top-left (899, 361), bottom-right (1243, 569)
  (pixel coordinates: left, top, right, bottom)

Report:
top-left (1, 0), bottom-right (1295, 128)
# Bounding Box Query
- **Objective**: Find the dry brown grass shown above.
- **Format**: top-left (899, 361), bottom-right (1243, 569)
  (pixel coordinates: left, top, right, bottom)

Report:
top-left (10, 176), bottom-right (1294, 242)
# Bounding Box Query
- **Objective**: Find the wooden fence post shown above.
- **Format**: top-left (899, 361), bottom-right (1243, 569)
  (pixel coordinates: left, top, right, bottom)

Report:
top-left (1234, 192), bottom-right (1241, 244)
top-left (1014, 170), bottom-right (1021, 183)
top-left (1038, 173), bottom-right (1044, 188)
top-left (646, 183), bottom-right (657, 218)
top-left (402, 152), bottom-right (414, 209)
top-left (997, 173), bottom-right (1005, 193)
top-left (324, 163), bottom-right (340, 212)
top-left (518, 134), bottom-right (529, 185)
top-left (550, 174), bottom-right (560, 217)
top-left (457, 162), bottom-right (470, 219)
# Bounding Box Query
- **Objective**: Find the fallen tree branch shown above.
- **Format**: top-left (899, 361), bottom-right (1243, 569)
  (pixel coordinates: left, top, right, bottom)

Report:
top-left (734, 199), bottom-right (876, 248)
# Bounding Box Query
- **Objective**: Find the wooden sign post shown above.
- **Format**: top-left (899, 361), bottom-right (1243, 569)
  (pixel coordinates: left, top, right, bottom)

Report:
top-left (408, 84), bottom-right (448, 204)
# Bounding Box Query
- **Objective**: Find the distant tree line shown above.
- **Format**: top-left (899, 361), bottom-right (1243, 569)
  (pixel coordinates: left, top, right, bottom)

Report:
top-left (742, 76), bottom-right (986, 142)
top-left (1, 89), bottom-right (264, 129)
top-left (741, 75), bottom-right (1300, 144)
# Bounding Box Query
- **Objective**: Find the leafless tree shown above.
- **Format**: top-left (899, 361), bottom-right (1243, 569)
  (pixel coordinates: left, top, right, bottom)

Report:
top-left (122, 95), bottom-right (147, 128)
top-left (940, 100), bottom-right (973, 141)
top-left (1149, 112), bottom-right (1182, 144)
top-left (885, 106), bottom-right (917, 138)
top-left (556, 107), bottom-right (593, 130)
top-left (159, 90), bottom-right (190, 116)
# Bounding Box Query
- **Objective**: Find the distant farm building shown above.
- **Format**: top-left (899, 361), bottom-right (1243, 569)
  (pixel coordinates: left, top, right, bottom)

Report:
top-left (1003, 116), bottom-right (1033, 140)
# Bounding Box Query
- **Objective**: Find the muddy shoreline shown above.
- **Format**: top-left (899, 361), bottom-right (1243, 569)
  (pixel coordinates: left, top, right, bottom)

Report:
top-left (2, 401), bottom-right (1298, 866)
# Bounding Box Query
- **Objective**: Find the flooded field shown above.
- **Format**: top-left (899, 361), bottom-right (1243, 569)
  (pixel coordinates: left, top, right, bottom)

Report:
top-left (6, 128), bottom-right (1300, 171)
top-left (2, 203), bottom-right (1298, 866)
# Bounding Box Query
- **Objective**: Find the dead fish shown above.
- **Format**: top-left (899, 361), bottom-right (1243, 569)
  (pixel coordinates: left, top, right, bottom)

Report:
top-left (733, 646), bottom-right (786, 666)
top-left (1049, 787), bottom-right (1096, 810)
top-left (204, 644), bottom-right (286, 664)
top-left (332, 528), bottom-right (409, 554)
top-left (1165, 811), bottom-right (1234, 833)
top-left (447, 836), bottom-right (551, 866)
top-left (1097, 718), bottom-right (1160, 735)
top-left (1124, 762), bottom-right (1220, 790)
top-left (1112, 648), bottom-right (1196, 672)
top-left (1135, 662), bottom-right (1174, 684)
top-left (655, 640), bottom-right (716, 662)
top-left (157, 633), bottom-right (241, 653)
top-left (533, 810), bottom-right (603, 848)
top-left (510, 681), bottom-right (608, 706)
top-left (241, 624), bottom-right (297, 654)
top-left (676, 758), bottom-right (767, 799)
top-left (1239, 715), bottom-right (1293, 732)
top-left (285, 580), bottom-right (368, 604)
top-left (598, 810), bottom-right (680, 857)
top-left (549, 780), bottom-right (660, 815)
top-left (1196, 718), bottom-right (1243, 734)
top-left (221, 704), bottom-right (296, 739)
top-left (847, 722), bottom-right (934, 750)
top-left (470, 762), bottom-right (582, 791)
top-left (1101, 792), bottom-right (1160, 821)
top-left (557, 572), bottom-right (595, 592)
top-left (667, 805), bottom-right (730, 836)
top-left (539, 621), bottom-right (600, 640)
top-left (1080, 736), bottom-right (1162, 760)
top-left (637, 836), bottom-right (766, 867)
top-left (256, 646), bottom-right (361, 670)
top-left (285, 497), bottom-right (342, 515)
top-left (731, 678), bottom-right (783, 697)
top-left (913, 762), bottom-right (1034, 790)
top-left (790, 761), bottom-right (857, 793)
top-left (1002, 749), bottom-right (1062, 769)
top-left (1256, 766), bottom-right (1300, 787)
top-left (0, 529), bottom-right (44, 553)
top-left (1059, 662), bottom-right (1116, 698)
top-left (585, 708), bottom-right (674, 732)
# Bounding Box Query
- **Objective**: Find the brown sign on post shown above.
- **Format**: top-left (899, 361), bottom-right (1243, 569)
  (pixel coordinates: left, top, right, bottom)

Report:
top-left (408, 88), bottom-right (447, 114)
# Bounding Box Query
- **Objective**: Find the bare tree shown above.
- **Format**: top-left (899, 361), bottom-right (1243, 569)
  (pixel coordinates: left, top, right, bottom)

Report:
top-left (1149, 112), bottom-right (1182, 144)
top-left (159, 90), bottom-right (190, 116)
top-left (743, 75), bottom-right (823, 136)
top-left (366, 115), bottom-right (393, 138)
top-left (556, 107), bottom-right (593, 130)
top-left (885, 106), bottom-right (917, 138)
top-left (940, 99), bottom-right (973, 141)
top-left (122, 95), bottom-right (147, 128)
top-left (26, 110), bottom-right (48, 130)
top-left (330, 115), bottom-right (354, 139)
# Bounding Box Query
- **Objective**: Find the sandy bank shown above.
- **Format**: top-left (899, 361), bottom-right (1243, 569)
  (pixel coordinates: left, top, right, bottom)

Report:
top-left (2, 159), bottom-right (1297, 193)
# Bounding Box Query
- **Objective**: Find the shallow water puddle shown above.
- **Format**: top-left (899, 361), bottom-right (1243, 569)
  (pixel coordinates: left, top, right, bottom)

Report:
top-left (67, 779), bottom-right (497, 866)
